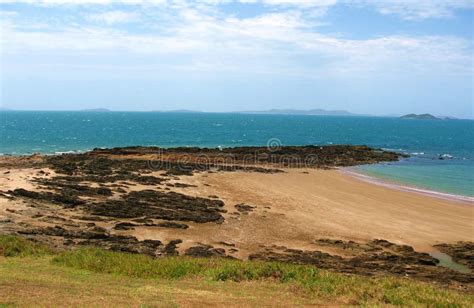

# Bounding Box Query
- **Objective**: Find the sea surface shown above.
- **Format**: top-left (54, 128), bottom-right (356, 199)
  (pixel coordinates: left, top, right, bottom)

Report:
top-left (1, 111), bottom-right (473, 197)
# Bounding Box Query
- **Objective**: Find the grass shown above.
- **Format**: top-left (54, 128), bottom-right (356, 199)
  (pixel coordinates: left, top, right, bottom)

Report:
top-left (1, 235), bottom-right (473, 307)
top-left (0, 234), bottom-right (52, 257)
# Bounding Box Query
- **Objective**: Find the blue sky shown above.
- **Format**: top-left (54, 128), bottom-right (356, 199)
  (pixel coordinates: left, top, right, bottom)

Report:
top-left (0, 0), bottom-right (473, 118)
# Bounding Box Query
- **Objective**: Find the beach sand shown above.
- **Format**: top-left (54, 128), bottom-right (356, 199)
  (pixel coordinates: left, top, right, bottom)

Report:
top-left (0, 164), bottom-right (472, 257)
top-left (144, 168), bottom-right (473, 256)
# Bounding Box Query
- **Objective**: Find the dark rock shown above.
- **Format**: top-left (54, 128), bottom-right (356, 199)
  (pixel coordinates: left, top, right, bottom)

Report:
top-left (174, 183), bottom-right (197, 188)
top-left (164, 239), bottom-right (182, 256)
top-left (10, 188), bottom-right (41, 199)
top-left (46, 145), bottom-right (403, 179)
top-left (81, 235), bottom-right (163, 256)
top-left (132, 218), bottom-right (154, 224)
top-left (97, 187), bottom-right (113, 196)
top-left (218, 241), bottom-right (236, 247)
top-left (10, 188), bottom-right (84, 208)
top-left (114, 222), bottom-right (138, 230)
top-left (235, 203), bottom-right (255, 214)
top-left (87, 190), bottom-right (225, 224)
top-left (17, 224), bottom-right (164, 257)
top-left (71, 215), bottom-right (110, 222)
top-left (184, 244), bottom-right (228, 258)
top-left (33, 179), bottom-right (113, 197)
top-left (250, 239), bottom-right (473, 286)
top-left (154, 222), bottom-right (189, 229)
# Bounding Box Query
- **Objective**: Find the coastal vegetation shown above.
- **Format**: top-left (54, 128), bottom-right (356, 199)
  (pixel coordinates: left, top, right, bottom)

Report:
top-left (1, 235), bottom-right (473, 306)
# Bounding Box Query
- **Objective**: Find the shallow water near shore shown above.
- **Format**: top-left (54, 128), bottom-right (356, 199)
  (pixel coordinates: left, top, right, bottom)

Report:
top-left (352, 159), bottom-right (474, 198)
top-left (429, 251), bottom-right (471, 274)
top-left (1, 111), bottom-right (473, 197)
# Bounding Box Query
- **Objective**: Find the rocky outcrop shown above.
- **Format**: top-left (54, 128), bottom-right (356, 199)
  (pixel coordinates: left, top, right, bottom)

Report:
top-left (235, 204), bottom-right (255, 214)
top-left (155, 222), bottom-right (189, 229)
top-left (87, 145), bottom-right (404, 170)
top-left (249, 239), bottom-right (473, 286)
top-left (10, 188), bottom-right (85, 208)
top-left (184, 244), bottom-right (233, 258)
top-left (16, 224), bottom-right (180, 257)
top-left (87, 190), bottom-right (226, 223)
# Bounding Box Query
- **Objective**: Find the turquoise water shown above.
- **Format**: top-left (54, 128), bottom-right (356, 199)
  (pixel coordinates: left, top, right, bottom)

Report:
top-left (352, 159), bottom-right (474, 197)
top-left (1, 111), bottom-right (473, 197)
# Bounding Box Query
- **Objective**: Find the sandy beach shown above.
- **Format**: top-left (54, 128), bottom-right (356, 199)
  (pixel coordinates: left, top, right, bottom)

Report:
top-left (1, 164), bottom-right (472, 255)
top-left (145, 167), bottom-right (473, 255)
top-left (0, 146), bottom-right (473, 287)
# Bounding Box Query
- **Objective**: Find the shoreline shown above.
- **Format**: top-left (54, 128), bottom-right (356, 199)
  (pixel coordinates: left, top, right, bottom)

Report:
top-left (1, 146), bottom-right (472, 204)
top-left (342, 168), bottom-right (474, 204)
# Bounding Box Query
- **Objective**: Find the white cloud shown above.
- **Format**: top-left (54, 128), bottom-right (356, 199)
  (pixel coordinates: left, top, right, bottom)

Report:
top-left (1, 5), bottom-right (471, 78)
top-left (239, 0), bottom-right (337, 7)
top-left (87, 10), bottom-right (139, 24)
top-left (0, 0), bottom-right (167, 4)
top-left (1, 0), bottom-right (472, 21)
top-left (356, 0), bottom-right (474, 20)
top-left (0, 0), bottom-right (472, 81)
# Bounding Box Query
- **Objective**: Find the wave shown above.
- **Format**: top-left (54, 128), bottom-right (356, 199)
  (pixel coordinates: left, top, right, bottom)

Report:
top-left (342, 169), bottom-right (474, 203)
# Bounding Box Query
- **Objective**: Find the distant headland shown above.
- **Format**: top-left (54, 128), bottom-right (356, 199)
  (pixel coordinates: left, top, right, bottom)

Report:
top-left (400, 113), bottom-right (441, 120)
top-left (238, 109), bottom-right (364, 116)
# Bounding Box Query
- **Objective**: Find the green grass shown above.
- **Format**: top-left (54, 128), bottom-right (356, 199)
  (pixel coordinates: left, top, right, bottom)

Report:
top-left (52, 247), bottom-right (320, 283)
top-left (1, 235), bottom-right (473, 306)
top-left (0, 234), bottom-right (52, 257)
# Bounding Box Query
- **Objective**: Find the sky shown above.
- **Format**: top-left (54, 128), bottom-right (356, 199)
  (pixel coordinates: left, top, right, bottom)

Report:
top-left (0, 0), bottom-right (473, 118)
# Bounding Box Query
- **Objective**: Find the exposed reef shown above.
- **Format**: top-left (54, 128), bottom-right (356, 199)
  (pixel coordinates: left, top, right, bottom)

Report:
top-left (87, 190), bottom-right (226, 223)
top-left (87, 144), bottom-right (404, 169)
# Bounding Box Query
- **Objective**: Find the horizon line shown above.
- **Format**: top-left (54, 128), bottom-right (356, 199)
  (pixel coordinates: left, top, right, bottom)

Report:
top-left (1, 108), bottom-right (473, 120)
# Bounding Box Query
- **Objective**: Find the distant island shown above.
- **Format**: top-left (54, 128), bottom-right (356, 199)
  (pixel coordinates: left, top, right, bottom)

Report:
top-left (239, 109), bottom-right (364, 116)
top-left (400, 113), bottom-right (440, 120)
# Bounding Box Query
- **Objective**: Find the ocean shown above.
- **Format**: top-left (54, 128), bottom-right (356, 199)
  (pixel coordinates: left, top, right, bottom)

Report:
top-left (1, 111), bottom-right (473, 197)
